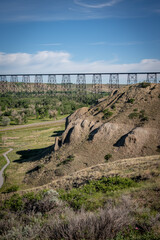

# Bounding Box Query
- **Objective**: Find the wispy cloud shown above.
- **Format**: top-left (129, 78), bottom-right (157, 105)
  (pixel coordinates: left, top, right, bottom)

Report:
top-left (90, 42), bottom-right (107, 46)
top-left (90, 41), bottom-right (145, 46)
top-left (0, 51), bottom-right (160, 75)
top-left (74, 0), bottom-right (123, 9)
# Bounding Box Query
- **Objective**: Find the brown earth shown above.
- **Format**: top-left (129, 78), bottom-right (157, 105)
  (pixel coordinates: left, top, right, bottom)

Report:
top-left (24, 83), bottom-right (160, 187)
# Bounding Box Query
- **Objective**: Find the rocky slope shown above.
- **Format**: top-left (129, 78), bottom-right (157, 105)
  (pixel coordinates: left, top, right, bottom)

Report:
top-left (25, 83), bottom-right (160, 186)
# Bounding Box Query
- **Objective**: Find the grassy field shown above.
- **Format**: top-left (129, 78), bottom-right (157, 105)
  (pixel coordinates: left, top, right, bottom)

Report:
top-left (0, 120), bottom-right (65, 192)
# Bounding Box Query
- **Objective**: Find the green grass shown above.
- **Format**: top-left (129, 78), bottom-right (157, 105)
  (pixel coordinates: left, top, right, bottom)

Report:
top-left (0, 121), bottom-right (65, 192)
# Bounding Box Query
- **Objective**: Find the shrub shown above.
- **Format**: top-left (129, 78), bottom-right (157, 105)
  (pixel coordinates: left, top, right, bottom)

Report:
top-left (103, 109), bottom-right (113, 119)
top-left (139, 110), bottom-right (148, 121)
top-left (128, 98), bottom-right (135, 104)
top-left (104, 153), bottom-right (112, 161)
top-left (111, 104), bottom-right (116, 110)
top-left (1, 116), bottom-right (10, 126)
top-left (156, 145), bottom-right (160, 153)
top-left (4, 185), bottom-right (19, 193)
top-left (41, 199), bottom-right (133, 240)
top-left (59, 176), bottom-right (137, 210)
top-left (55, 168), bottom-right (64, 176)
top-left (133, 108), bottom-right (138, 112)
top-left (139, 82), bottom-right (151, 88)
top-left (128, 112), bottom-right (139, 119)
top-left (3, 194), bottom-right (23, 211)
top-left (57, 155), bottom-right (74, 167)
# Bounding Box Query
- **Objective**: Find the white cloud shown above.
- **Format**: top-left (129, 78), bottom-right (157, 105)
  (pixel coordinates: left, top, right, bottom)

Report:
top-left (0, 51), bottom-right (160, 76)
top-left (74, 0), bottom-right (123, 8)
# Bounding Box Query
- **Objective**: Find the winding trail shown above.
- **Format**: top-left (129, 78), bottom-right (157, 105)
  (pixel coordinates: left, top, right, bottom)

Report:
top-left (0, 148), bottom-right (13, 189)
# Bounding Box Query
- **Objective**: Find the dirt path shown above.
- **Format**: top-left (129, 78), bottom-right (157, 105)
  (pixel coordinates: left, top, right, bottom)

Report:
top-left (0, 148), bottom-right (13, 189)
top-left (0, 118), bottom-right (66, 132)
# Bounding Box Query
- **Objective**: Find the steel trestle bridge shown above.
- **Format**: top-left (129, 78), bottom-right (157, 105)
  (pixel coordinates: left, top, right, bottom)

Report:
top-left (0, 72), bottom-right (160, 98)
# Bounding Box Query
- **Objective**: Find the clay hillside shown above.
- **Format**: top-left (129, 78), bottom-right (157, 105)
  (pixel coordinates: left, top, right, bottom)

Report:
top-left (25, 82), bottom-right (160, 186)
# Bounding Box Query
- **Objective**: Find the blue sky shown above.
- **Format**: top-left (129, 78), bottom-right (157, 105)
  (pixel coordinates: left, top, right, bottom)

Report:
top-left (0, 0), bottom-right (160, 74)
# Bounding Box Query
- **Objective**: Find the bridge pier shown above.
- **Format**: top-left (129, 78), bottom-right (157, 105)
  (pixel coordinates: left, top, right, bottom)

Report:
top-left (147, 73), bottom-right (157, 83)
top-left (127, 73), bottom-right (137, 85)
top-left (48, 75), bottom-right (57, 95)
top-left (61, 74), bottom-right (71, 95)
top-left (109, 74), bottom-right (119, 88)
top-left (92, 74), bottom-right (102, 96)
top-left (76, 74), bottom-right (86, 101)
top-left (10, 75), bottom-right (18, 92)
top-left (34, 75), bottom-right (44, 94)
top-left (0, 76), bottom-right (8, 94)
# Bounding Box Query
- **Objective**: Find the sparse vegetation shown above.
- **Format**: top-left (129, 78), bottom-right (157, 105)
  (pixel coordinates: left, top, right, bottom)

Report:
top-left (57, 155), bottom-right (75, 167)
top-left (128, 109), bottom-right (148, 121)
top-left (139, 82), bottom-right (151, 88)
top-left (111, 104), bottom-right (116, 110)
top-left (139, 110), bottom-right (148, 121)
top-left (103, 109), bottom-right (113, 119)
top-left (128, 98), bottom-right (135, 104)
top-left (128, 112), bottom-right (139, 119)
top-left (104, 153), bottom-right (112, 161)
top-left (54, 168), bottom-right (64, 176)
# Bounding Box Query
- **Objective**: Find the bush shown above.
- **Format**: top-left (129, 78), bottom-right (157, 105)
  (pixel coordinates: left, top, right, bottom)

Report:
top-left (128, 98), bottom-right (135, 104)
top-left (103, 109), bottom-right (113, 119)
top-left (59, 176), bottom-right (137, 210)
top-left (55, 168), bottom-right (64, 176)
top-left (128, 112), bottom-right (139, 119)
top-left (104, 153), bottom-right (112, 161)
top-left (40, 199), bottom-right (133, 240)
top-left (2, 194), bottom-right (23, 211)
top-left (57, 155), bottom-right (74, 167)
top-left (139, 82), bottom-right (151, 88)
top-left (139, 110), bottom-right (148, 121)
top-left (111, 104), bottom-right (116, 110)
top-left (1, 116), bottom-right (10, 126)
top-left (4, 185), bottom-right (19, 193)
